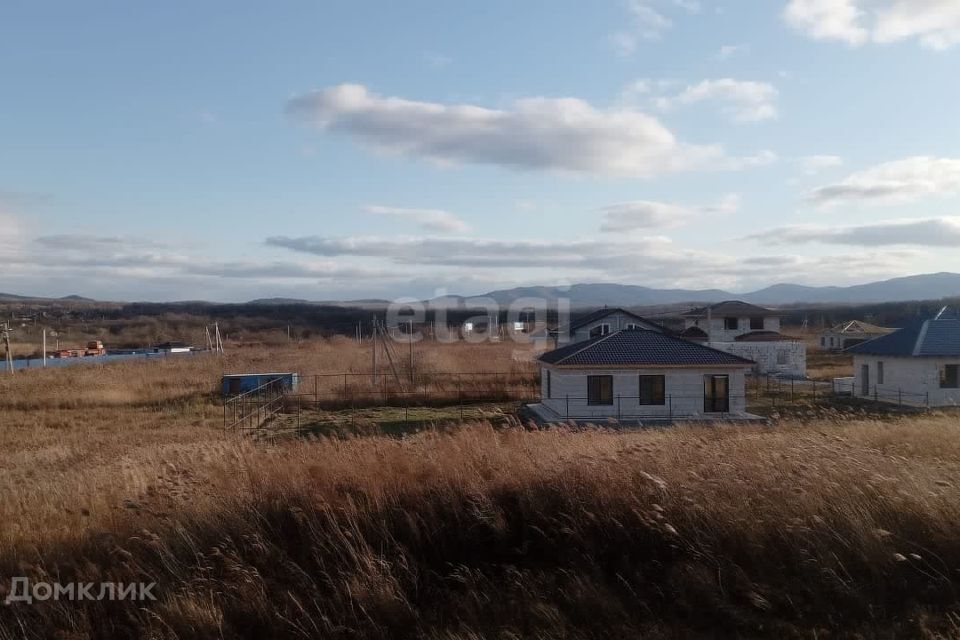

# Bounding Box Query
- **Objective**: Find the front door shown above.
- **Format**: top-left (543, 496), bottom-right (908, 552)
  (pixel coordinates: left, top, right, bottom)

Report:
top-left (704, 375), bottom-right (730, 413)
top-left (861, 364), bottom-right (870, 396)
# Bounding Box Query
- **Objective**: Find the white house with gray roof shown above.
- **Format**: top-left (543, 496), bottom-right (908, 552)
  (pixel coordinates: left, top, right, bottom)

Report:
top-left (847, 311), bottom-right (960, 407)
top-left (678, 301), bottom-right (806, 378)
top-left (557, 307), bottom-right (667, 345)
top-left (530, 329), bottom-right (759, 423)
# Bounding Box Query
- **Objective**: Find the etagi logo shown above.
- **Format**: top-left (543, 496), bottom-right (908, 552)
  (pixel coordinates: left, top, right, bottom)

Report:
top-left (4, 578), bottom-right (156, 605)
top-left (383, 293), bottom-right (571, 352)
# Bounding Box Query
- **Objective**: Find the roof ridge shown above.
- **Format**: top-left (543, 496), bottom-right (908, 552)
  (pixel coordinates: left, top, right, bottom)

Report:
top-left (913, 320), bottom-right (931, 356)
top-left (553, 330), bottom-right (621, 365)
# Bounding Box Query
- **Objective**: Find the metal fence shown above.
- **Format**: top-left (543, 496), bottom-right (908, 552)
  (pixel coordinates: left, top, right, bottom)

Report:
top-left (541, 394), bottom-right (749, 421)
top-left (223, 378), bottom-right (287, 431)
top-left (746, 374), bottom-right (931, 409)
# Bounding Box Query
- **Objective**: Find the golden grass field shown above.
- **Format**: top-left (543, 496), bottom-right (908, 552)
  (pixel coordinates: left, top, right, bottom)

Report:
top-left (2, 337), bottom-right (960, 638)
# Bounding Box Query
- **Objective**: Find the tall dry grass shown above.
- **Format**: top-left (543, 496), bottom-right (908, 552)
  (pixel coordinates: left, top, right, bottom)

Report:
top-left (3, 339), bottom-right (960, 637)
top-left (2, 416), bottom-right (960, 637)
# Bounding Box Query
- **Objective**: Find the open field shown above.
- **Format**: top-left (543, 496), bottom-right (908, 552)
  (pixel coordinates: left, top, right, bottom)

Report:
top-left (2, 338), bottom-right (960, 637)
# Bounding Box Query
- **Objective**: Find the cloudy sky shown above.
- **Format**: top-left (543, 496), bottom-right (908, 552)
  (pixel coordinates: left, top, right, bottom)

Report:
top-left (2, 1), bottom-right (959, 302)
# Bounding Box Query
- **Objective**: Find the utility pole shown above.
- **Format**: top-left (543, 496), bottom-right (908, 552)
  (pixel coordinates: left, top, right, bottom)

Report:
top-left (408, 319), bottom-right (414, 382)
top-left (42, 329), bottom-right (47, 368)
top-left (1, 322), bottom-right (13, 374)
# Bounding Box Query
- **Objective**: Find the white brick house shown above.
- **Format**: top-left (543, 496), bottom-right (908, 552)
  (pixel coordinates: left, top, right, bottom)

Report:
top-left (847, 315), bottom-right (960, 407)
top-left (532, 329), bottom-right (757, 422)
top-left (679, 301), bottom-right (806, 378)
top-left (558, 308), bottom-right (667, 345)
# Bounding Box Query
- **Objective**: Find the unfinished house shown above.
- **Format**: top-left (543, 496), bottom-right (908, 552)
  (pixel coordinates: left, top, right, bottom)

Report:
top-left (529, 329), bottom-right (759, 424)
top-left (820, 320), bottom-right (894, 351)
top-left (678, 301), bottom-right (806, 378)
top-left (846, 313), bottom-right (960, 407)
top-left (557, 308), bottom-right (667, 345)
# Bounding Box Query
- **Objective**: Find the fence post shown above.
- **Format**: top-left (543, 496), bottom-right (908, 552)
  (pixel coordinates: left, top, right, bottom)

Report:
top-left (898, 388), bottom-right (902, 407)
top-left (314, 375), bottom-right (319, 407)
top-left (791, 379), bottom-right (795, 402)
top-left (617, 394), bottom-right (621, 421)
top-left (458, 373), bottom-right (463, 421)
top-left (874, 386), bottom-right (878, 403)
top-left (565, 395), bottom-right (569, 420)
top-left (668, 395), bottom-right (673, 420)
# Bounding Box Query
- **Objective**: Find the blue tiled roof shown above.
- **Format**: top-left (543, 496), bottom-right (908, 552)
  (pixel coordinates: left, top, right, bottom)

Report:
top-left (565, 308), bottom-right (669, 334)
top-left (846, 318), bottom-right (960, 357)
top-left (539, 330), bottom-right (755, 367)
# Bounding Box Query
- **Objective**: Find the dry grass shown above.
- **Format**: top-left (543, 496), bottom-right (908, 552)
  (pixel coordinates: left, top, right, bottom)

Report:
top-left (2, 339), bottom-right (960, 637)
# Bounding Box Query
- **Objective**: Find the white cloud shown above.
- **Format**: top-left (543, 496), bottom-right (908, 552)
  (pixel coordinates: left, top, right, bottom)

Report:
top-left (652, 78), bottom-right (779, 122)
top-left (287, 84), bottom-right (770, 177)
top-left (748, 216), bottom-right (960, 246)
top-left (717, 44), bottom-right (749, 59)
top-left (364, 205), bottom-right (471, 233)
top-left (610, 0), bottom-right (702, 55)
top-left (800, 154), bottom-right (844, 174)
top-left (599, 194), bottom-right (740, 231)
top-left (266, 232), bottom-right (913, 290)
top-left (807, 156), bottom-right (960, 206)
top-left (784, 0), bottom-right (960, 50)
top-left (422, 52), bottom-right (452, 69)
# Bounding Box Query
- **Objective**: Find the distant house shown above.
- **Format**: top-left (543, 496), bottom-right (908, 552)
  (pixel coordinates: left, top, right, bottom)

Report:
top-left (679, 301), bottom-right (806, 378)
top-left (558, 308), bottom-right (667, 345)
top-left (820, 320), bottom-right (894, 351)
top-left (530, 329), bottom-right (758, 423)
top-left (846, 313), bottom-right (960, 407)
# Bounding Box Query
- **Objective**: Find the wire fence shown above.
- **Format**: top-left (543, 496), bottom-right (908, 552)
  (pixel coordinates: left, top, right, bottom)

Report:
top-left (223, 370), bottom-right (940, 435)
top-left (539, 394), bottom-right (748, 421)
top-left (223, 378), bottom-right (287, 431)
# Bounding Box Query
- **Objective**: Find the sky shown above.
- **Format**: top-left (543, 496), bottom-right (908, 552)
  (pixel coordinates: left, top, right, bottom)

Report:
top-left (2, 0), bottom-right (960, 302)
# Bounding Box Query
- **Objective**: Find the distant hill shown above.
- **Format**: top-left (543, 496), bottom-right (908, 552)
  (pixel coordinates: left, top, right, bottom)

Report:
top-left (461, 273), bottom-right (960, 308)
top-left (0, 292), bottom-right (96, 303)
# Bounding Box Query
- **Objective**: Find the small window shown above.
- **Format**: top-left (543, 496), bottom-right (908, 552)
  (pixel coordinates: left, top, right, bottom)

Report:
top-left (625, 323), bottom-right (640, 331)
top-left (639, 375), bottom-right (665, 405)
top-left (877, 361), bottom-right (884, 385)
top-left (589, 323), bottom-right (611, 339)
top-left (724, 317), bottom-right (739, 331)
top-left (545, 369), bottom-right (551, 399)
top-left (941, 365), bottom-right (959, 389)
top-left (776, 350), bottom-right (789, 365)
top-left (820, 337), bottom-right (826, 347)
top-left (750, 317), bottom-right (764, 330)
top-left (587, 375), bottom-right (613, 405)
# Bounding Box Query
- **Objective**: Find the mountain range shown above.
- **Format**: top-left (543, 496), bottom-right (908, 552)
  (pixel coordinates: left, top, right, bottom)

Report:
top-left (452, 272), bottom-right (960, 308)
top-left (3, 273), bottom-right (960, 308)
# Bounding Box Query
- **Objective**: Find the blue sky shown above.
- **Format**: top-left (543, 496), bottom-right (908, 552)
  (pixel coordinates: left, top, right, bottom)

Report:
top-left (2, 0), bottom-right (959, 302)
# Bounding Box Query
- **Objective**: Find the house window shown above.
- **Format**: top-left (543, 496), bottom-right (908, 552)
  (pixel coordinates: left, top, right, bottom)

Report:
top-left (820, 337), bottom-right (826, 347)
top-left (877, 361), bottom-right (884, 385)
top-left (625, 323), bottom-right (640, 331)
top-left (776, 350), bottom-right (789, 365)
top-left (545, 369), bottom-right (551, 398)
top-left (589, 324), bottom-right (611, 339)
top-left (587, 375), bottom-right (613, 405)
top-left (639, 375), bottom-right (665, 405)
top-left (750, 317), bottom-right (764, 330)
top-left (704, 375), bottom-right (730, 413)
top-left (941, 365), bottom-right (960, 389)
top-left (724, 317), bottom-right (739, 331)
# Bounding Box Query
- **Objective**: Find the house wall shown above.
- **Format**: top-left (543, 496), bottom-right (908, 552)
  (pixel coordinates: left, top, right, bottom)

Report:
top-left (820, 332), bottom-right (879, 351)
top-left (540, 366), bottom-right (748, 419)
top-left (567, 313), bottom-right (662, 343)
top-left (684, 316), bottom-right (780, 342)
top-left (853, 355), bottom-right (960, 407)
top-left (708, 340), bottom-right (806, 378)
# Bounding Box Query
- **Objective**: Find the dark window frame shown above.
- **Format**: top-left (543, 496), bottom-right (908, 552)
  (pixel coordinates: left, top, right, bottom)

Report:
top-left (587, 375), bottom-right (614, 406)
top-left (877, 361), bottom-right (884, 385)
top-left (749, 316), bottom-right (764, 330)
top-left (704, 374), bottom-right (730, 413)
top-left (724, 317), bottom-right (739, 331)
top-left (639, 374), bottom-right (666, 405)
top-left (941, 364), bottom-right (959, 389)
top-left (588, 323), bottom-right (611, 339)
